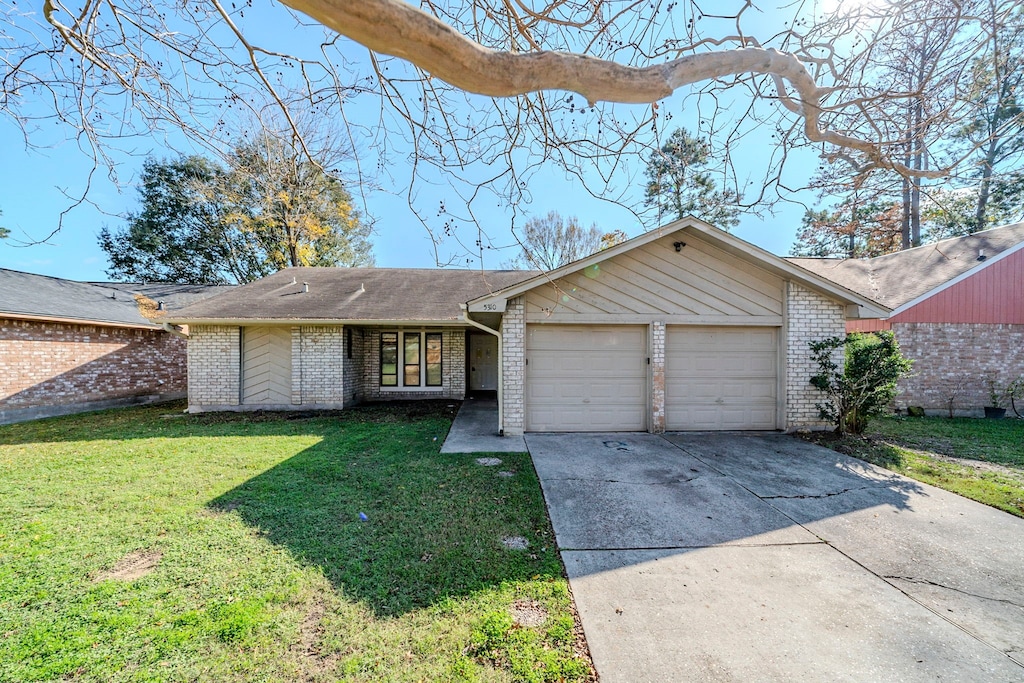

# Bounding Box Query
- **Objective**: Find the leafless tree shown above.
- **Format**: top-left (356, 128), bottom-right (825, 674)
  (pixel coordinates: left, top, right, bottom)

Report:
top-left (3, 0), bottom-right (1021, 258)
top-left (505, 211), bottom-right (619, 270)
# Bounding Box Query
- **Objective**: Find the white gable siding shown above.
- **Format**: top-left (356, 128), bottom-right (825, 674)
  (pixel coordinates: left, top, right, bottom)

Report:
top-left (524, 232), bottom-right (784, 325)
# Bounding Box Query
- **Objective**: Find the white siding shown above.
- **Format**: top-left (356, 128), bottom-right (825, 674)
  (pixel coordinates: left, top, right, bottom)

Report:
top-left (525, 232), bottom-right (784, 325)
top-left (241, 326), bottom-right (292, 405)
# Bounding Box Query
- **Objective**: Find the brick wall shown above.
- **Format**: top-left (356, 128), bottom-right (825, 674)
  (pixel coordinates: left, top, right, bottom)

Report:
top-left (343, 326), bottom-right (364, 404)
top-left (649, 321), bottom-right (666, 434)
top-left (187, 325), bottom-right (240, 410)
top-left (892, 322), bottom-right (1024, 414)
top-left (785, 283), bottom-right (846, 430)
top-left (298, 326), bottom-right (346, 407)
top-left (0, 317), bottom-right (186, 423)
top-left (500, 297), bottom-right (525, 435)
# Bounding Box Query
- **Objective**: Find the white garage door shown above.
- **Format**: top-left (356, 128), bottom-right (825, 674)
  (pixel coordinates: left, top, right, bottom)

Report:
top-left (525, 325), bottom-right (647, 432)
top-left (666, 326), bottom-right (778, 430)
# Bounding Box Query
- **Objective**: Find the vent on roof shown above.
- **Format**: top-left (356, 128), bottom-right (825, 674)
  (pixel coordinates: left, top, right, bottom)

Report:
top-left (978, 249), bottom-right (987, 261)
top-left (303, 282), bottom-right (310, 293)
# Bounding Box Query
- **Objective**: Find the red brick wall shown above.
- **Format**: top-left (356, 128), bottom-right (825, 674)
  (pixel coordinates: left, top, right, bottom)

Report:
top-left (892, 322), bottom-right (1024, 414)
top-left (0, 318), bottom-right (186, 416)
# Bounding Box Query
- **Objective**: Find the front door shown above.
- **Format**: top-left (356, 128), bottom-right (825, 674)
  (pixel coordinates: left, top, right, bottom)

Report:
top-left (469, 334), bottom-right (499, 391)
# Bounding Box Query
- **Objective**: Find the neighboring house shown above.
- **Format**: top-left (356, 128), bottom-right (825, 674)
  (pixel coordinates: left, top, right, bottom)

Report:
top-left (166, 219), bottom-right (887, 433)
top-left (0, 270), bottom-right (230, 424)
top-left (789, 223), bottom-right (1024, 414)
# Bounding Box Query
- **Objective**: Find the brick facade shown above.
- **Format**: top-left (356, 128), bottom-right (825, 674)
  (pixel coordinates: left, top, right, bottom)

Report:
top-left (297, 326), bottom-right (346, 407)
top-left (342, 326), bottom-right (364, 405)
top-left (785, 283), bottom-right (847, 430)
top-left (182, 283), bottom-right (854, 430)
top-left (500, 297), bottom-right (525, 435)
top-left (187, 325), bottom-right (240, 409)
top-left (187, 324), bottom-right (466, 412)
top-left (1, 317), bottom-right (186, 424)
top-left (649, 321), bottom-right (666, 434)
top-left (891, 322), bottom-right (1024, 415)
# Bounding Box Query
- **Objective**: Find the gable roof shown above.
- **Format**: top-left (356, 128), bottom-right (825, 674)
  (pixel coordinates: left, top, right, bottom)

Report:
top-left (164, 267), bottom-right (540, 324)
top-left (468, 217), bottom-right (891, 318)
top-left (787, 222), bottom-right (1024, 310)
top-left (0, 269), bottom-right (158, 328)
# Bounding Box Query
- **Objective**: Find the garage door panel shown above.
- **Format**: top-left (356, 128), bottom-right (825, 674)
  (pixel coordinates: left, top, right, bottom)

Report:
top-left (527, 406), bottom-right (647, 433)
top-left (526, 324), bottom-right (646, 432)
top-left (666, 326), bottom-right (778, 431)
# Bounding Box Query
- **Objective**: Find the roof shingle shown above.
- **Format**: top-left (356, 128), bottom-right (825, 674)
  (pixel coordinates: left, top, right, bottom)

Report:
top-left (165, 267), bottom-right (540, 323)
top-left (786, 223), bottom-right (1024, 308)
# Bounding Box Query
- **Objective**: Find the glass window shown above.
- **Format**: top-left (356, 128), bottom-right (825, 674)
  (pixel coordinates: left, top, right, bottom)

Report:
top-left (425, 333), bottom-right (442, 386)
top-left (380, 332), bottom-right (398, 386)
top-left (403, 333), bottom-right (421, 386)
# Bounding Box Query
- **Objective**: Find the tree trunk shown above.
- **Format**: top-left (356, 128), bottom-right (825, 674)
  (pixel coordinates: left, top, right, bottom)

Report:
top-left (975, 139), bottom-right (999, 232)
top-left (901, 170), bottom-right (912, 250)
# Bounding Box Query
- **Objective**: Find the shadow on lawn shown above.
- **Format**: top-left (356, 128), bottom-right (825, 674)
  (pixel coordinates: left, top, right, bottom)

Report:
top-left (208, 405), bottom-right (558, 618)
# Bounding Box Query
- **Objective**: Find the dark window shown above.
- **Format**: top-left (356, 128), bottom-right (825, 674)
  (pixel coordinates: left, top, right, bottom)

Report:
top-left (380, 332), bottom-right (398, 386)
top-left (425, 333), bottom-right (443, 386)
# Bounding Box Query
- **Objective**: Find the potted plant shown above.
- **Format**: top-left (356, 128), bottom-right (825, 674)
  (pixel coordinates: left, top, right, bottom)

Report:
top-left (985, 379), bottom-right (1006, 419)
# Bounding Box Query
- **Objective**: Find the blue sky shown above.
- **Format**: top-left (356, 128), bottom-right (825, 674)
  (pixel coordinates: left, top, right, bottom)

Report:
top-left (0, 4), bottom-right (815, 282)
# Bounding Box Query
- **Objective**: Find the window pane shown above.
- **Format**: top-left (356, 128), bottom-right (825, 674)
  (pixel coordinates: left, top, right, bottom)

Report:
top-left (381, 332), bottom-right (398, 386)
top-left (426, 333), bottom-right (442, 386)
top-left (404, 333), bottom-right (421, 386)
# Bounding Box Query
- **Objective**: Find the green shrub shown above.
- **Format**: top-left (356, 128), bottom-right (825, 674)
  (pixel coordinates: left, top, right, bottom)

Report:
top-left (809, 331), bottom-right (912, 435)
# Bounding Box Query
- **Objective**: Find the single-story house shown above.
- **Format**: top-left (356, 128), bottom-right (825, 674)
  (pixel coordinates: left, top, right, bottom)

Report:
top-left (789, 222), bottom-right (1024, 414)
top-left (165, 218), bottom-right (888, 433)
top-left (0, 269), bottom-right (229, 424)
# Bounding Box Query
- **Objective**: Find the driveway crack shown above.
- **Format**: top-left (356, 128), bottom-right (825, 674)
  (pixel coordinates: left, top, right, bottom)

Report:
top-left (542, 476), bottom-right (698, 486)
top-left (759, 485), bottom-right (877, 500)
top-left (884, 576), bottom-right (1024, 610)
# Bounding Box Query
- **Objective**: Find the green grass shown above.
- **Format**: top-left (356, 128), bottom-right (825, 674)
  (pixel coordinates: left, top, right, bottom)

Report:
top-left (0, 401), bottom-right (594, 682)
top-left (800, 416), bottom-right (1024, 518)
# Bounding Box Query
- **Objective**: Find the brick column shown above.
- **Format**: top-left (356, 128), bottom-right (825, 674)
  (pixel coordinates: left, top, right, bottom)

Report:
top-left (785, 282), bottom-right (846, 429)
top-left (649, 321), bottom-right (666, 433)
top-left (187, 325), bottom-right (240, 411)
top-left (291, 326), bottom-right (302, 405)
top-left (501, 297), bottom-right (525, 435)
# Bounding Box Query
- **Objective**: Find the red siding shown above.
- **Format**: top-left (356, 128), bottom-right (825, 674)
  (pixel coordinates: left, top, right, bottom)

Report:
top-left (846, 319), bottom-right (892, 333)
top-left (893, 247), bottom-right (1024, 324)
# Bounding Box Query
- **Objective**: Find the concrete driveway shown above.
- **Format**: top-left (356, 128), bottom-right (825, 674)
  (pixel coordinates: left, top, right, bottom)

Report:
top-left (526, 432), bottom-right (1024, 682)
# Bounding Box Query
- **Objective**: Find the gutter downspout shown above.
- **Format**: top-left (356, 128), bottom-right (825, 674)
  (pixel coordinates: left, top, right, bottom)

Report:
top-left (161, 322), bottom-right (190, 339)
top-left (460, 304), bottom-right (504, 436)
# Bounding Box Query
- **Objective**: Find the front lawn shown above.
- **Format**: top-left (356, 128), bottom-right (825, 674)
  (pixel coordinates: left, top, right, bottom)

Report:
top-left (0, 401), bottom-right (594, 682)
top-left (799, 416), bottom-right (1024, 518)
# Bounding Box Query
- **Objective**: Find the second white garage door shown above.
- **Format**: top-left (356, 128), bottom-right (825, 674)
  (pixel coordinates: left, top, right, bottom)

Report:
top-left (666, 326), bottom-right (778, 430)
top-left (525, 324), bottom-right (647, 432)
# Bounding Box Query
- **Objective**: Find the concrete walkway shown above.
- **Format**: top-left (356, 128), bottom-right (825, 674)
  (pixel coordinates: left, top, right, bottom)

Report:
top-left (440, 398), bottom-right (527, 453)
top-left (527, 432), bottom-right (1024, 682)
